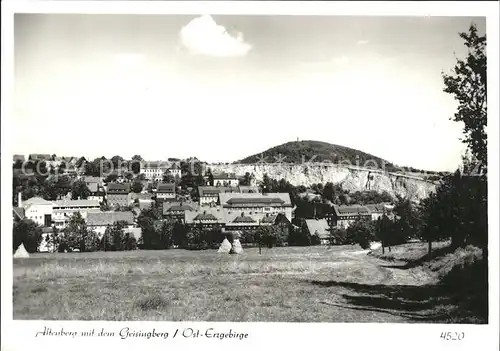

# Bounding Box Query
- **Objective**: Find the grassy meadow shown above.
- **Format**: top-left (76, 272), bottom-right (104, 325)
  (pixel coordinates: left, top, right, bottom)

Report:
top-left (13, 243), bottom-right (482, 323)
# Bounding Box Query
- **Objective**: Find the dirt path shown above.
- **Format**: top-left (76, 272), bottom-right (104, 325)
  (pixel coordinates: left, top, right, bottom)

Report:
top-left (310, 247), bottom-right (442, 322)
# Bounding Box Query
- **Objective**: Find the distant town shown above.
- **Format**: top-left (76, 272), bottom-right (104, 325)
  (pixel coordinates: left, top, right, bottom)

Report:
top-left (12, 153), bottom-right (396, 253)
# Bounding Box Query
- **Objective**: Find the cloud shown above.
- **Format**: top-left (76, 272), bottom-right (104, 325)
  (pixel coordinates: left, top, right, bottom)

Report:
top-left (356, 40), bottom-right (369, 45)
top-left (179, 15), bottom-right (252, 57)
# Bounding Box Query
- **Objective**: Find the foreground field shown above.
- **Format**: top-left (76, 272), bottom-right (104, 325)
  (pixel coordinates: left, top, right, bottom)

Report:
top-left (13, 244), bottom-right (475, 322)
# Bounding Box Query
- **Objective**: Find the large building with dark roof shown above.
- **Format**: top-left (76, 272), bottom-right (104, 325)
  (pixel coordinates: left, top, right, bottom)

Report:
top-left (163, 201), bottom-right (197, 221)
top-left (140, 161), bottom-right (170, 181)
top-left (185, 207), bottom-right (225, 229)
top-left (326, 205), bottom-right (372, 228)
top-left (156, 183), bottom-right (176, 200)
top-left (86, 211), bottom-right (135, 237)
top-left (219, 192), bottom-right (294, 223)
top-left (52, 199), bottom-right (101, 229)
top-left (106, 183), bottom-right (131, 207)
top-left (210, 172), bottom-right (240, 187)
top-left (198, 186), bottom-right (239, 206)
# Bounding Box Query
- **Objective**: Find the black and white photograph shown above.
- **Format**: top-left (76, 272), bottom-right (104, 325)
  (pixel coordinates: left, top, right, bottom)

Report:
top-left (1, 1), bottom-right (499, 350)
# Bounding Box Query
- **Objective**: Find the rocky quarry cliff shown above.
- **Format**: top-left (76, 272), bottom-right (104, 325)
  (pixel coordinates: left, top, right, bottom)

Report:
top-left (207, 163), bottom-right (437, 201)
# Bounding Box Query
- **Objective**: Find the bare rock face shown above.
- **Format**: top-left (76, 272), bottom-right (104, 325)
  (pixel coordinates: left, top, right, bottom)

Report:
top-left (230, 239), bottom-right (243, 254)
top-left (206, 163), bottom-right (436, 201)
top-left (217, 238), bottom-right (232, 253)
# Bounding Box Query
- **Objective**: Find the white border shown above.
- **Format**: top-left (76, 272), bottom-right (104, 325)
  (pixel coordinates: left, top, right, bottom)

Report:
top-left (1, 2), bottom-right (499, 351)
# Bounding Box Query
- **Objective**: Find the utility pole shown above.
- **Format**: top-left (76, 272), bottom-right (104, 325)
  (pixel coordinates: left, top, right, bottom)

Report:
top-left (258, 219), bottom-right (262, 255)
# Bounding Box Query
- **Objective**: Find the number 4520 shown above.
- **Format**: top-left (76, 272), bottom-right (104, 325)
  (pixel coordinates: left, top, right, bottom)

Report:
top-left (440, 332), bottom-right (465, 340)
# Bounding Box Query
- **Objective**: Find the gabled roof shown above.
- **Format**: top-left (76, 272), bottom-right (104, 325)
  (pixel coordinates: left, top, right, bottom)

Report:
top-left (213, 172), bottom-right (238, 180)
top-left (157, 183), bottom-right (175, 193)
top-left (305, 219), bottom-right (330, 239)
top-left (168, 204), bottom-right (194, 212)
top-left (163, 201), bottom-right (196, 214)
top-left (86, 211), bottom-right (134, 226)
top-left (260, 213), bottom-right (278, 223)
top-left (226, 197), bottom-right (285, 205)
top-left (53, 199), bottom-right (100, 208)
top-left (169, 162), bottom-right (181, 170)
top-left (22, 197), bottom-right (53, 207)
top-left (185, 207), bottom-right (224, 224)
top-left (13, 207), bottom-right (25, 220)
top-left (83, 176), bottom-right (101, 184)
top-left (29, 154), bottom-right (51, 161)
top-left (219, 192), bottom-right (292, 207)
top-left (107, 183), bottom-right (131, 193)
top-left (232, 214), bottom-right (256, 223)
top-left (193, 212), bottom-right (219, 221)
top-left (333, 205), bottom-right (371, 216)
top-left (198, 186), bottom-right (238, 197)
top-left (143, 161), bottom-right (169, 169)
top-left (365, 204), bottom-right (389, 213)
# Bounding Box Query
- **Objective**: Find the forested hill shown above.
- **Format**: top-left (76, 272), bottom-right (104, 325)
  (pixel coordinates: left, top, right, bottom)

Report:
top-left (237, 140), bottom-right (400, 171)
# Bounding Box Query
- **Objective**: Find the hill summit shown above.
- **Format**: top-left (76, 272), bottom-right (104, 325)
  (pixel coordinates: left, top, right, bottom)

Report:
top-left (237, 140), bottom-right (399, 171)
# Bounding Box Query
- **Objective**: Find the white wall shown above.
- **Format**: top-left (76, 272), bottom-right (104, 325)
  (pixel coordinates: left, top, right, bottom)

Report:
top-left (157, 193), bottom-right (175, 199)
top-left (200, 196), bottom-right (218, 206)
top-left (25, 204), bottom-right (53, 226)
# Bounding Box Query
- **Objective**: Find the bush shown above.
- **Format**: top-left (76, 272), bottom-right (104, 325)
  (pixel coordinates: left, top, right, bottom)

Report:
top-left (346, 217), bottom-right (375, 249)
top-left (287, 226), bottom-right (312, 246)
top-left (436, 246), bottom-right (487, 322)
top-left (240, 230), bottom-right (256, 245)
top-left (13, 219), bottom-right (43, 253)
top-left (329, 227), bottom-right (351, 245)
top-left (310, 234), bottom-right (321, 246)
top-left (122, 233), bottom-right (138, 251)
top-left (100, 221), bottom-right (137, 251)
top-left (84, 231), bottom-right (101, 252)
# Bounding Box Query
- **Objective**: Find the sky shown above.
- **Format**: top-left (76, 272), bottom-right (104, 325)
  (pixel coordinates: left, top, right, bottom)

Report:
top-left (13, 14), bottom-right (486, 171)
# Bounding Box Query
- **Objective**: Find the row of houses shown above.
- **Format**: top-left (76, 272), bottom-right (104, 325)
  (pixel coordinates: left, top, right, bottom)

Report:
top-left (140, 162), bottom-right (182, 181)
top-left (304, 203), bottom-right (395, 243)
top-left (13, 194), bottom-right (140, 252)
top-left (13, 154), bottom-right (79, 164)
top-left (162, 191), bottom-right (295, 231)
top-left (13, 154), bottom-right (80, 174)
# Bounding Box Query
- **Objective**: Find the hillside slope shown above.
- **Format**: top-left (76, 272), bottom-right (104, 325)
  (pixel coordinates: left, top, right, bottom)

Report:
top-left (238, 140), bottom-right (399, 171)
top-left (207, 163), bottom-right (437, 201)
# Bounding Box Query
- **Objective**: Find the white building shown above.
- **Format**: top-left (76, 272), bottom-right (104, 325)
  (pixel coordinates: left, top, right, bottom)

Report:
top-left (198, 186), bottom-right (240, 207)
top-left (86, 211), bottom-right (136, 237)
top-left (88, 191), bottom-right (105, 203)
top-left (168, 163), bottom-right (182, 178)
top-left (212, 172), bottom-right (240, 187)
top-left (156, 183), bottom-right (176, 199)
top-left (140, 161), bottom-right (169, 181)
top-left (52, 199), bottom-right (101, 229)
top-left (19, 196), bottom-right (54, 227)
top-left (218, 192), bottom-right (294, 223)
